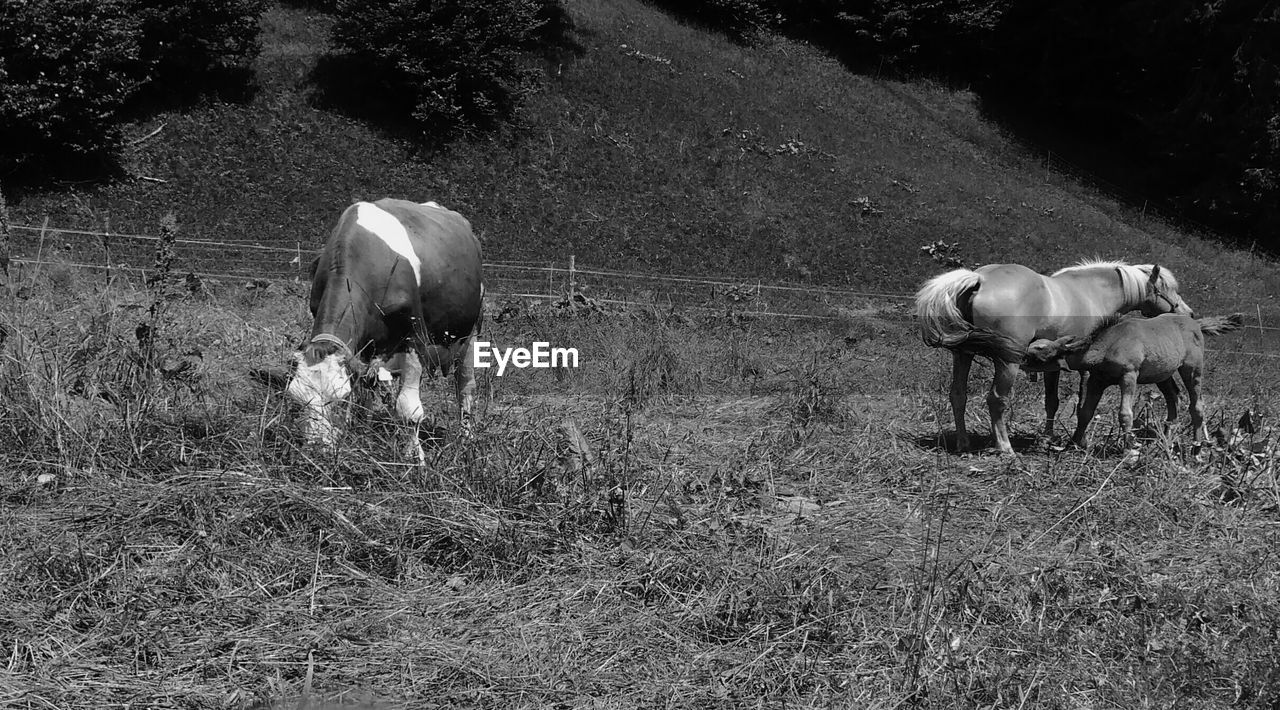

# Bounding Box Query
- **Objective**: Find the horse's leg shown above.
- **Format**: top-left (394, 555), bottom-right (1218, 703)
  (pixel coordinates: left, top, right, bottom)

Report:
top-left (1071, 374), bottom-right (1103, 448)
top-left (950, 351), bottom-right (974, 452)
top-left (1118, 371), bottom-right (1140, 453)
top-left (988, 359), bottom-right (1019, 455)
top-left (1179, 364), bottom-right (1208, 442)
top-left (1155, 377), bottom-right (1179, 437)
top-left (1043, 369), bottom-right (1060, 441)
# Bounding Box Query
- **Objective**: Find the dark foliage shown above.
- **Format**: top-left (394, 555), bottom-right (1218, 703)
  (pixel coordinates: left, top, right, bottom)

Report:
top-left (0, 0), bottom-right (143, 175)
top-left (645, 0), bottom-right (1280, 250)
top-left (643, 0), bottom-right (779, 42)
top-left (325, 0), bottom-right (567, 136)
top-left (776, 0), bottom-right (1008, 74)
top-left (131, 0), bottom-right (266, 104)
top-left (983, 0), bottom-right (1280, 246)
top-left (0, 0), bottom-right (263, 182)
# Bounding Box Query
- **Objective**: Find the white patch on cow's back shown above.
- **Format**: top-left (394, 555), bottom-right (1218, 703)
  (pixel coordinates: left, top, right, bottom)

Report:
top-left (356, 202), bottom-right (422, 285)
top-left (421, 201), bottom-right (442, 209)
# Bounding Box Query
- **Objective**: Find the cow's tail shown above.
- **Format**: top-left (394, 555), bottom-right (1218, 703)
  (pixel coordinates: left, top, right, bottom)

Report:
top-left (914, 269), bottom-right (1025, 364)
top-left (1199, 312), bottom-right (1245, 336)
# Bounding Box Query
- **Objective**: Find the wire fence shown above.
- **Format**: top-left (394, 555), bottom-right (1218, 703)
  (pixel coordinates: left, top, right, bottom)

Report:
top-left (4, 220), bottom-right (1280, 356)
top-left (1, 221), bottom-right (916, 322)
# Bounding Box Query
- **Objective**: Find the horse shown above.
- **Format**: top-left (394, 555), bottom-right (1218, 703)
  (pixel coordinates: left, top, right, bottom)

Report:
top-left (915, 260), bottom-right (1193, 454)
top-left (1023, 312), bottom-right (1243, 452)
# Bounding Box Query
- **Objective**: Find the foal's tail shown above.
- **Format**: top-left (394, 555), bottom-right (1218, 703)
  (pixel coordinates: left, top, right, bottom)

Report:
top-left (914, 269), bottom-right (1025, 364)
top-left (1199, 312), bottom-right (1245, 336)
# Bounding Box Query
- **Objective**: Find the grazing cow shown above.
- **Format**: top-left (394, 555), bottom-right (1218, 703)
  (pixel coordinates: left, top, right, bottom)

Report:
top-left (286, 198), bottom-right (484, 450)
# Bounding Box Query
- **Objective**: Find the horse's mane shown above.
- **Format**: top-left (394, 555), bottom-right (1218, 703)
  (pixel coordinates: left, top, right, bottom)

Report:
top-left (1051, 259), bottom-right (1179, 299)
top-left (1050, 258), bottom-right (1133, 277)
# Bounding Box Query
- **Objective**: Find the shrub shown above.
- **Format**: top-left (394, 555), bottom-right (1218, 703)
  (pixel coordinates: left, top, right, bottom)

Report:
top-left (0, 0), bottom-right (264, 177)
top-left (327, 0), bottom-right (563, 133)
top-left (0, 0), bottom-right (143, 171)
top-left (645, 0), bottom-right (779, 42)
top-left (132, 0), bottom-right (266, 98)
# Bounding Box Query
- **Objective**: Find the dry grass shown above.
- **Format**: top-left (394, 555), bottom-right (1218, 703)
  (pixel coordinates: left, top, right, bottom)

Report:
top-left (3, 265), bottom-right (1280, 708)
top-left (5, 0), bottom-right (1280, 706)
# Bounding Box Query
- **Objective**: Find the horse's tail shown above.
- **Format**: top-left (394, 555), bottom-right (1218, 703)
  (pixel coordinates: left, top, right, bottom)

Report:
top-left (958, 327), bottom-right (1027, 364)
top-left (915, 269), bottom-right (1024, 363)
top-left (1198, 312), bottom-right (1245, 336)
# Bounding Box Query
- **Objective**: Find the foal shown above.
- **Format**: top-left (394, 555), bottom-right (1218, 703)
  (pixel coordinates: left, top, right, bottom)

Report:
top-left (1024, 312), bottom-right (1243, 452)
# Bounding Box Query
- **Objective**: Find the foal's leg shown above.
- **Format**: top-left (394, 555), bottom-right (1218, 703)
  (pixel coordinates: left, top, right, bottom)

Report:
top-left (1179, 364), bottom-right (1208, 442)
top-left (950, 351), bottom-right (974, 452)
top-left (1043, 369), bottom-right (1061, 440)
top-left (988, 359), bottom-right (1019, 455)
top-left (1071, 374), bottom-right (1104, 448)
top-left (1117, 371), bottom-right (1140, 453)
top-left (1155, 378), bottom-right (1180, 438)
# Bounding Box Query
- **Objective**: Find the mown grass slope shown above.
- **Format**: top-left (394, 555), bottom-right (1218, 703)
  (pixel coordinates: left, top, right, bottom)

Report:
top-left (4, 0), bottom-right (1280, 708)
top-left (7, 0), bottom-right (1280, 311)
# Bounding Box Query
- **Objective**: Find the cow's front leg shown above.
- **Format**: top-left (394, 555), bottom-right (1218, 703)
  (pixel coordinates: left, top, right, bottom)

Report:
top-left (393, 349), bottom-right (426, 424)
top-left (391, 349), bottom-right (427, 463)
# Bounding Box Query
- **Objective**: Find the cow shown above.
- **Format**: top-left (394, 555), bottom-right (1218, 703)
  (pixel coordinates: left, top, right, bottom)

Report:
top-left (286, 198), bottom-right (484, 453)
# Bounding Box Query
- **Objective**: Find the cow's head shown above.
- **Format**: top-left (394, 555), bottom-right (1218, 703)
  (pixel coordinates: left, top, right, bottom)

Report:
top-left (286, 338), bottom-right (356, 445)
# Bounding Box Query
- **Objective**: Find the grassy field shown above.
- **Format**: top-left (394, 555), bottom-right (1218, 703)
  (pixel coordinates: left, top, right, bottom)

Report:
top-left (5, 0), bottom-right (1280, 708)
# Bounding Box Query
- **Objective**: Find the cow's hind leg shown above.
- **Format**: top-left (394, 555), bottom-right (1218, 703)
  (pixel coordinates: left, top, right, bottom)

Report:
top-left (950, 351), bottom-right (974, 452)
top-left (454, 336), bottom-right (478, 436)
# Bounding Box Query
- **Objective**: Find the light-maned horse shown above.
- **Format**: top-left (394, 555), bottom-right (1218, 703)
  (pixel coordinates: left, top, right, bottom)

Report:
top-left (915, 260), bottom-right (1193, 454)
top-left (1024, 312), bottom-right (1242, 452)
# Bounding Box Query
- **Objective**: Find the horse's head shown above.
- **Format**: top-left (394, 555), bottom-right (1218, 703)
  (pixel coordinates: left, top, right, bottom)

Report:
top-left (286, 337), bottom-right (361, 445)
top-left (1139, 264), bottom-right (1194, 318)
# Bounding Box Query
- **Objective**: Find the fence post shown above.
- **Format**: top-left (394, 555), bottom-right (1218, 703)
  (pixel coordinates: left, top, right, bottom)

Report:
top-left (0, 190), bottom-right (9, 286)
top-left (568, 254), bottom-right (577, 313)
top-left (102, 216), bottom-right (112, 287)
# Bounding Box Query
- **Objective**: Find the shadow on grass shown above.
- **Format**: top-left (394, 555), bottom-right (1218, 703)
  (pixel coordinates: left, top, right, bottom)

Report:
top-left (305, 3), bottom-right (584, 153)
top-left (913, 430), bottom-right (1042, 455)
top-left (306, 54), bottom-right (440, 150)
top-left (3, 66), bottom-right (260, 198)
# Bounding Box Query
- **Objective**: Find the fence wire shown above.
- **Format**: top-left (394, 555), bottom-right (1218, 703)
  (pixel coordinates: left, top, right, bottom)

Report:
top-left (4, 222), bottom-right (1279, 349)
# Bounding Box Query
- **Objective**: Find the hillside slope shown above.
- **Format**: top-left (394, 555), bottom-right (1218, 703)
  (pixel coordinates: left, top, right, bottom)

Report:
top-left (6, 0), bottom-right (1279, 313)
